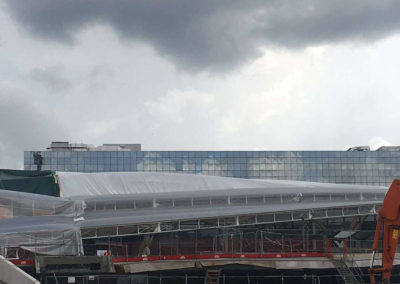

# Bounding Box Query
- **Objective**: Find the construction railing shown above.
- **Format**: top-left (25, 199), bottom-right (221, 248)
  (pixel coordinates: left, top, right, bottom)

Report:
top-left (80, 231), bottom-right (381, 260)
top-left (0, 229), bottom-right (388, 262)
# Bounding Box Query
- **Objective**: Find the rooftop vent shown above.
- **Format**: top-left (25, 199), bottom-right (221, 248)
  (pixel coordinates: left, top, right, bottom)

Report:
top-left (347, 146), bottom-right (370, 151)
top-left (103, 144), bottom-right (141, 151)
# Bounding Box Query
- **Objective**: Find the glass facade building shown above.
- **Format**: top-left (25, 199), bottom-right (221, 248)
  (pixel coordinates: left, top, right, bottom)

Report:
top-left (24, 144), bottom-right (400, 186)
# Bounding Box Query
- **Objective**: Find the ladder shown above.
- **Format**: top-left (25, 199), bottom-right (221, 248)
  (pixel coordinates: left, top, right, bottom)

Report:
top-left (205, 269), bottom-right (221, 284)
top-left (332, 259), bottom-right (361, 284)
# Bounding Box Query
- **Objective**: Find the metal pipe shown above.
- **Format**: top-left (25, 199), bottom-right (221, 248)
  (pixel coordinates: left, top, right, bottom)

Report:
top-left (370, 250), bottom-right (376, 269)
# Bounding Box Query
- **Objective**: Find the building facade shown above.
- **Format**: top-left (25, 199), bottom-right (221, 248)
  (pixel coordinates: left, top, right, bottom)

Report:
top-left (24, 142), bottom-right (400, 186)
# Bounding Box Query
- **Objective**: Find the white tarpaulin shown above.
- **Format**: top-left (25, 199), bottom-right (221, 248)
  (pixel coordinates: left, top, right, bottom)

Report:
top-left (56, 171), bottom-right (385, 197)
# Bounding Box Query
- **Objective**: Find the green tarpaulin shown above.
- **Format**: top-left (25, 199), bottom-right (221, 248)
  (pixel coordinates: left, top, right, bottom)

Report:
top-left (0, 169), bottom-right (59, 197)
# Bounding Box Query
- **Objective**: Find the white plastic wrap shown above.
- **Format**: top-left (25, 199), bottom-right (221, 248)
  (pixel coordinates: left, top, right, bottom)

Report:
top-left (56, 171), bottom-right (384, 197)
top-left (0, 190), bottom-right (84, 255)
top-left (0, 228), bottom-right (81, 256)
top-left (0, 189), bottom-right (85, 218)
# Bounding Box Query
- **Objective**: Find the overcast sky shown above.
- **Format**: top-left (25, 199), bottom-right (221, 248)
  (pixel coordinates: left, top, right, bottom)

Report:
top-left (1, 0), bottom-right (400, 169)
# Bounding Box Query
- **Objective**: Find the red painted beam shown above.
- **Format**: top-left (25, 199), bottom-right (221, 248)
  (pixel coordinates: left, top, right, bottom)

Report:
top-left (113, 252), bottom-right (326, 263)
top-left (8, 259), bottom-right (35, 266)
top-left (8, 252), bottom-right (327, 267)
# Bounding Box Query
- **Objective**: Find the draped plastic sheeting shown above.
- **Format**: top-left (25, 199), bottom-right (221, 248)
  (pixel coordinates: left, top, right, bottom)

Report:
top-left (0, 189), bottom-right (85, 218)
top-left (57, 171), bottom-right (271, 196)
top-left (56, 171), bottom-right (385, 197)
top-left (1, 228), bottom-right (82, 256)
top-left (0, 172), bottom-right (390, 256)
top-left (0, 189), bottom-right (85, 255)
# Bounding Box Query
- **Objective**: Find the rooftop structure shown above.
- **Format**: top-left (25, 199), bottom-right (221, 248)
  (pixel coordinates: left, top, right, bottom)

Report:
top-left (46, 141), bottom-right (141, 152)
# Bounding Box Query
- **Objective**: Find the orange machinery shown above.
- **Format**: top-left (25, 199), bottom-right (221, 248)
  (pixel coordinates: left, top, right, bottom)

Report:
top-left (370, 179), bottom-right (400, 283)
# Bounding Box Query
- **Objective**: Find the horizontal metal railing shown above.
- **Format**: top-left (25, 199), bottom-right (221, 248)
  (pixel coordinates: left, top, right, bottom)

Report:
top-left (81, 231), bottom-right (382, 260)
top-left (84, 191), bottom-right (384, 213)
top-left (81, 204), bottom-right (380, 239)
top-left (0, 229), bottom-right (390, 263)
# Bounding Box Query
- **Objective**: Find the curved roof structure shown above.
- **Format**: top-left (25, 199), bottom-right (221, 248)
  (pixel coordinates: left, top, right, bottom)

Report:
top-left (57, 171), bottom-right (386, 197)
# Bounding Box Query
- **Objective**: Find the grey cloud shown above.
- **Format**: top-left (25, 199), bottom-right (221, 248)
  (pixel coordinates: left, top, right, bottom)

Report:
top-left (5, 1), bottom-right (400, 71)
top-left (29, 66), bottom-right (71, 92)
top-left (256, 1), bottom-right (400, 47)
top-left (90, 66), bottom-right (115, 80)
top-left (0, 92), bottom-right (68, 169)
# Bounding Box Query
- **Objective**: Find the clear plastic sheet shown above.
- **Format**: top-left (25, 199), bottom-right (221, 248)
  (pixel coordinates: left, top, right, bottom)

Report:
top-left (0, 189), bottom-right (85, 218)
top-left (0, 190), bottom-right (84, 255)
top-left (0, 228), bottom-right (81, 256)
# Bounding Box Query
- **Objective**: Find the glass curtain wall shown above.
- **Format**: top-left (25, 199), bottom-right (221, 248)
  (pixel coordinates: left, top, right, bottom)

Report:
top-left (24, 150), bottom-right (400, 186)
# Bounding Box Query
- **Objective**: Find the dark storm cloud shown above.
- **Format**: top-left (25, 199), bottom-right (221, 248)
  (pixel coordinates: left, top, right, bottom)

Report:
top-left (5, 0), bottom-right (400, 71)
top-left (29, 66), bottom-right (71, 92)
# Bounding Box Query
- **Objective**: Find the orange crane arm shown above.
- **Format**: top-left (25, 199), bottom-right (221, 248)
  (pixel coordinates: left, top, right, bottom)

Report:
top-left (370, 179), bottom-right (400, 284)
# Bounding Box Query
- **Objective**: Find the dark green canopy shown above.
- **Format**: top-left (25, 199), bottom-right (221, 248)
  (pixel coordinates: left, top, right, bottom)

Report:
top-left (0, 169), bottom-right (59, 197)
